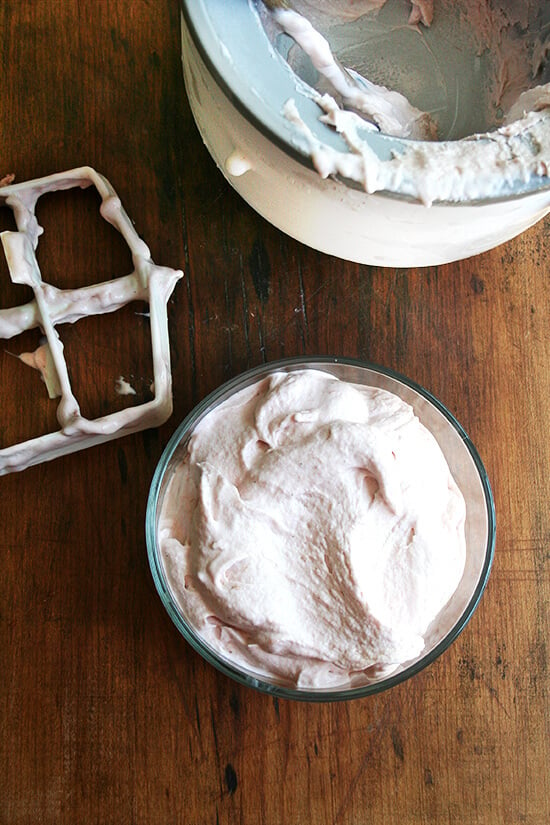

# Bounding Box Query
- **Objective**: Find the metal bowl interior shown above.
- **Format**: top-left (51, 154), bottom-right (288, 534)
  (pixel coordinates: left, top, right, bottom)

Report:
top-left (181, 0), bottom-right (550, 202)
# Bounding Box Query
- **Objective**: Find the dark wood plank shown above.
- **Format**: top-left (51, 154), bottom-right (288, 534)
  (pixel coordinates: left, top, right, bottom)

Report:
top-left (0, 2), bottom-right (548, 824)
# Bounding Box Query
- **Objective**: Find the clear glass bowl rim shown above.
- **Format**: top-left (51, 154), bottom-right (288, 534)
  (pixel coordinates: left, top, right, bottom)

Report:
top-left (146, 356), bottom-right (496, 702)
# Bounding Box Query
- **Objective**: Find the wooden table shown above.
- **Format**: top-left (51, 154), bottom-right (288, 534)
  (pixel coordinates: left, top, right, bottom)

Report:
top-left (1, 2), bottom-right (548, 823)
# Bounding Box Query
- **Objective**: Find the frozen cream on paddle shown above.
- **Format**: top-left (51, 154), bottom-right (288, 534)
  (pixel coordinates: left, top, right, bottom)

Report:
top-left (158, 369), bottom-right (466, 688)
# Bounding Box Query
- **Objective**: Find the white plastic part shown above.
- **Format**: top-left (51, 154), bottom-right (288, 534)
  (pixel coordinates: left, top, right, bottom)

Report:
top-left (0, 166), bottom-right (183, 475)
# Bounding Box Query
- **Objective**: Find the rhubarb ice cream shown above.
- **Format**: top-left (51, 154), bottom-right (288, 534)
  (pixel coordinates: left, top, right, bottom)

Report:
top-left (157, 368), bottom-right (466, 689)
top-left (259, 0), bottom-right (550, 204)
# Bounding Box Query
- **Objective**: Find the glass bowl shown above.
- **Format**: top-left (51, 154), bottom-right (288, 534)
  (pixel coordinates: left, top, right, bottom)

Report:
top-left (146, 357), bottom-right (495, 701)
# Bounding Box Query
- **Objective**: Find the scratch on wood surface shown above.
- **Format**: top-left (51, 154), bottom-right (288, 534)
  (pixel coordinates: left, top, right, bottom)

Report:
top-left (223, 273), bottom-right (232, 370)
top-left (297, 262), bottom-right (308, 335)
top-left (248, 237), bottom-right (271, 304)
top-left (260, 276), bottom-right (336, 350)
top-left (333, 702), bottom-right (394, 823)
top-left (240, 269), bottom-right (253, 363)
top-left (183, 263), bottom-right (197, 402)
top-left (457, 655), bottom-right (511, 719)
top-left (210, 704), bottom-right (224, 799)
top-left (303, 277), bottom-right (332, 305)
top-left (162, 638), bottom-right (204, 752)
top-left (384, 271), bottom-right (399, 314)
top-left (255, 312), bottom-right (267, 362)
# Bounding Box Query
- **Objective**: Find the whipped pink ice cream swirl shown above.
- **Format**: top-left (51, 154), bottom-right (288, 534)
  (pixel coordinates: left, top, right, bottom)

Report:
top-left (159, 369), bottom-right (466, 689)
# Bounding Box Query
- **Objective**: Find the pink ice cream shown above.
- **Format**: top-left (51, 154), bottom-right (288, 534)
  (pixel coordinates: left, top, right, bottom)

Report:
top-left (158, 369), bottom-right (466, 689)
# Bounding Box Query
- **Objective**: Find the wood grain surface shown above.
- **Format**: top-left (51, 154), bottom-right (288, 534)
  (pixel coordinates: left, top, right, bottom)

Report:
top-left (0, 2), bottom-right (549, 823)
